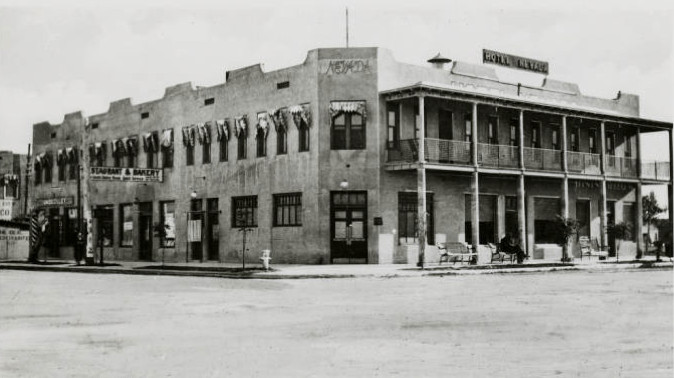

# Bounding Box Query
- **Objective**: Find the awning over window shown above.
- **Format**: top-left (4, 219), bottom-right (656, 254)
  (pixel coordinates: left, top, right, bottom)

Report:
top-left (234, 115), bottom-right (248, 138)
top-left (112, 139), bottom-right (127, 157)
top-left (196, 123), bottom-right (211, 145)
top-left (66, 147), bottom-right (78, 163)
top-left (289, 104), bottom-right (311, 129)
top-left (215, 120), bottom-right (229, 141)
top-left (57, 149), bottom-right (67, 164)
top-left (161, 129), bottom-right (173, 149)
top-left (329, 101), bottom-right (367, 119)
top-left (270, 108), bottom-right (287, 132)
top-left (2, 174), bottom-right (18, 186)
top-left (182, 126), bottom-right (195, 147)
top-left (257, 113), bottom-right (269, 138)
top-left (142, 132), bottom-right (159, 152)
top-left (126, 137), bottom-right (138, 156)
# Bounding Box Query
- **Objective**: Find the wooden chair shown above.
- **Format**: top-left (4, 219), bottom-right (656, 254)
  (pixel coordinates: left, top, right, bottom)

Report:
top-left (579, 236), bottom-right (609, 261)
top-left (489, 243), bottom-right (516, 264)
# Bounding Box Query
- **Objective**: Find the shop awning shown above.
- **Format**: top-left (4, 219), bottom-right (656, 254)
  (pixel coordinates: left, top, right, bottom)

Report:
top-left (329, 101), bottom-right (367, 119)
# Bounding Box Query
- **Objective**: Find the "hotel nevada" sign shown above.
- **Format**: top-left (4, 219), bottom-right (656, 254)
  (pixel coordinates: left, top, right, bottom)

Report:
top-left (482, 49), bottom-right (549, 75)
top-left (90, 167), bottom-right (163, 182)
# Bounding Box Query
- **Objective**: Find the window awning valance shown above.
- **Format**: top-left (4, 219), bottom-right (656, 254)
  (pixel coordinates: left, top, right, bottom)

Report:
top-left (126, 137), bottom-right (138, 155)
top-left (57, 149), bottom-right (67, 164)
top-left (182, 126), bottom-right (195, 147)
top-left (142, 132), bottom-right (159, 153)
top-left (215, 119), bottom-right (229, 141)
top-left (257, 113), bottom-right (269, 138)
top-left (289, 103), bottom-right (312, 129)
top-left (112, 139), bottom-right (127, 157)
top-left (329, 101), bottom-right (367, 119)
top-left (66, 147), bottom-right (78, 163)
top-left (234, 115), bottom-right (248, 138)
top-left (40, 152), bottom-right (53, 167)
top-left (196, 123), bottom-right (211, 145)
top-left (161, 129), bottom-right (173, 149)
top-left (270, 108), bottom-right (287, 132)
top-left (2, 173), bottom-right (18, 186)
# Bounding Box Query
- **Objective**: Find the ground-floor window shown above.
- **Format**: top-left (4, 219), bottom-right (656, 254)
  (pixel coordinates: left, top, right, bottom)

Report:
top-left (232, 196), bottom-right (257, 227)
top-left (64, 207), bottom-right (78, 246)
top-left (465, 194), bottom-right (497, 245)
top-left (273, 193), bottom-right (302, 227)
top-left (119, 204), bottom-right (133, 247)
top-left (160, 201), bottom-right (175, 247)
top-left (534, 197), bottom-right (560, 244)
top-left (398, 192), bottom-right (434, 245)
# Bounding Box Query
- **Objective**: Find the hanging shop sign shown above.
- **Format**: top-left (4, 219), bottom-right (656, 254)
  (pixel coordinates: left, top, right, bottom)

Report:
top-left (35, 196), bottom-right (74, 208)
top-left (483, 49), bottom-right (549, 74)
top-left (90, 167), bottom-right (163, 182)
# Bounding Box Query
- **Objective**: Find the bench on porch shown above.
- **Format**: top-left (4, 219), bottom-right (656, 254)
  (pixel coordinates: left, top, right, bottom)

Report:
top-left (437, 242), bottom-right (478, 265)
top-left (488, 243), bottom-right (517, 264)
top-left (579, 236), bottom-right (608, 261)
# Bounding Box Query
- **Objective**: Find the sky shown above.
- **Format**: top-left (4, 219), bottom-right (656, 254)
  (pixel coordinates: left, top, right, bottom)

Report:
top-left (0, 0), bottom-right (672, 162)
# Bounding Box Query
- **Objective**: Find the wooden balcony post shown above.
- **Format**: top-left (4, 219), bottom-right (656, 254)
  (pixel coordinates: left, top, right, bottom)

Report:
top-left (600, 121), bottom-right (606, 174)
top-left (519, 110), bottom-right (525, 169)
top-left (600, 180), bottom-right (608, 250)
top-left (562, 116), bottom-right (568, 172)
top-left (518, 174), bottom-right (527, 255)
top-left (636, 182), bottom-right (643, 257)
top-left (472, 102), bottom-right (478, 167)
top-left (417, 95), bottom-right (426, 268)
top-left (471, 171), bottom-right (480, 254)
top-left (636, 127), bottom-right (641, 178)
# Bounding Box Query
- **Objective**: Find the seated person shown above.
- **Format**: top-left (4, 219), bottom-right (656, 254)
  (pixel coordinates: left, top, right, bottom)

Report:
top-left (500, 233), bottom-right (526, 264)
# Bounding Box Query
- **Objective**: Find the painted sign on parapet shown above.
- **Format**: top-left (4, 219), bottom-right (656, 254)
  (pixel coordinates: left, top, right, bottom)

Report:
top-left (90, 167), bottom-right (163, 182)
top-left (483, 49), bottom-right (549, 75)
top-left (321, 59), bottom-right (372, 75)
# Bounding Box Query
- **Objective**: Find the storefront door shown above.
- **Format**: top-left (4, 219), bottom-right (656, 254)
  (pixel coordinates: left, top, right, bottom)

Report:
top-left (206, 198), bottom-right (219, 261)
top-left (47, 208), bottom-right (60, 258)
top-left (189, 199), bottom-right (203, 260)
top-left (330, 191), bottom-right (367, 264)
top-left (138, 202), bottom-right (153, 261)
top-left (607, 201), bottom-right (616, 256)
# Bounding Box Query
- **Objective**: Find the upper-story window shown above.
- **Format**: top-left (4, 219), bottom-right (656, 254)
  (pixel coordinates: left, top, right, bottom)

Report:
top-left (387, 104), bottom-right (400, 149)
top-left (330, 101), bottom-right (366, 150)
top-left (271, 109), bottom-right (287, 155)
top-left (143, 131), bottom-right (159, 168)
top-left (464, 113), bottom-right (472, 142)
top-left (57, 149), bottom-right (66, 181)
top-left (67, 148), bottom-right (78, 180)
top-left (182, 126), bottom-right (196, 166)
top-left (161, 129), bottom-right (174, 168)
top-left (256, 113), bottom-right (269, 158)
top-left (234, 116), bottom-right (248, 160)
top-left (606, 132), bottom-right (615, 155)
top-left (570, 128), bottom-right (579, 152)
top-left (289, 104), bottom-right (311, 152)
top-left (216, 120), bottom-right (229, 162)
top-left (197, 123), bottom-right (211, 164)
top-left (530, 121), bottom-right (541, 148)
top-left (509, 119), bottom-right (518, 147)
top-left (488, 116), bottom-right (498, 145)
top-left (89, 143), bottom-right (106, 167)
top-left (43, 152), bottom-right (53, 183)
top-left (589, 129), bottom-right (597, 154)
top-left (624, 134), bottom-right (633, 158)
top-left (551, 129), bottom-right (559, 150)
top-left (126, 137), bottom-right (138, 167)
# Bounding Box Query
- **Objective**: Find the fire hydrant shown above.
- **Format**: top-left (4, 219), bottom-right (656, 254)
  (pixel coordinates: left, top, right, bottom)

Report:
top-left (260, 249), bottom-right (271, 271)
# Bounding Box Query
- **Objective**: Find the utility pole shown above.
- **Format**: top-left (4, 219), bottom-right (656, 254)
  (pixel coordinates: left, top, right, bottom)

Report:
top-left (345, 7), bottom-right (349, 48)
top-left (23, 143), bottom-right (31, 217)
top-left (80, 117), bottom-right (94, 265)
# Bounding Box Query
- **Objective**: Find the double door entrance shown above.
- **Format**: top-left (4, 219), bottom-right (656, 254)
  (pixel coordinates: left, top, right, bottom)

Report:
top-left (330, 191), bottom-right (368, 264)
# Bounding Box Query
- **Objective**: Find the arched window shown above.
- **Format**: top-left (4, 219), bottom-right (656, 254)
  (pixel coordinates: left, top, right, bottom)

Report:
top-left (329, 101), bottom-right (366, 150)
top-left (277, 126), bottom-right (287, 155)
top-left (298, 119), bottom-right (309, 152)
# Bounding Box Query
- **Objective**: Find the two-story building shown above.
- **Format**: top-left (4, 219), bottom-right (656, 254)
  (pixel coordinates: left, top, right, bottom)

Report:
top-left (30, 47), bottom-right (673, 264)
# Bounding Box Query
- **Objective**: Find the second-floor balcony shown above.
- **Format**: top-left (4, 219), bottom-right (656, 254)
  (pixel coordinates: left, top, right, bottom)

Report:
top-left (523, 147), bottom-right (562, 171)
top-left (388, 138), bottom-right (471, 165)
top-left (477, 143), bottom-right (518, 169)
top-left (605, 155), bottom-right (638, 178)
top-left (641, 161), bottom-right (671, 181)
top-left (567, 151), bottom-right (601, 175)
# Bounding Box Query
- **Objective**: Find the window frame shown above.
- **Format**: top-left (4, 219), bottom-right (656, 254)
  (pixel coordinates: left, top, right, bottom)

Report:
top-left (298, 119), bottom-right (310, 152)
top-left (232, 196), bottom-right (258, 228)
top-left (331, 112), bottom-right (365, 150)
top-left (159, 201), bottom-right (176, 248)
top-left (119, 203), bottom-right (134, 247)
top-left (273, 193), bottom-right (302, 227)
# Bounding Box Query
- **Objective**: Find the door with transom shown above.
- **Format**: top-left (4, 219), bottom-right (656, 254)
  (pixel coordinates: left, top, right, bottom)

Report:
top-left (330, 191), bottom-right (367, 264)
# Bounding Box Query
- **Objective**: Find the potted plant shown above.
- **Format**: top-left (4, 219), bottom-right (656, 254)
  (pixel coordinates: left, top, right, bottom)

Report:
top-left (606, 222), bottom-right (630, 262)
top-left (555, 216), bottom-right (581, 263)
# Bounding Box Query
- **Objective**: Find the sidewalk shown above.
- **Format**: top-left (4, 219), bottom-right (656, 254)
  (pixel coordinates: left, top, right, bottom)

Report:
top-left (1, 256), bottom-right (671, 279)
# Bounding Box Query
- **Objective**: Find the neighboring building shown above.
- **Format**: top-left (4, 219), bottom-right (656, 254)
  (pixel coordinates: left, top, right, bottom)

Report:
top-left (0, 150), bottom-right (27, 221)
top-left (30, 47), bottom-right (673, 264)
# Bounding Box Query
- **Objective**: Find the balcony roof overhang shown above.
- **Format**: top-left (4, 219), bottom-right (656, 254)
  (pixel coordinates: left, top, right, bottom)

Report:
top-left (381, 81), bottom-right (672, 131)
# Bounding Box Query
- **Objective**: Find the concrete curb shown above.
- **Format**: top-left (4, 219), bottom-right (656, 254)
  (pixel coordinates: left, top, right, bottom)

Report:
top-left (0, 261), bottom-right (671, 280)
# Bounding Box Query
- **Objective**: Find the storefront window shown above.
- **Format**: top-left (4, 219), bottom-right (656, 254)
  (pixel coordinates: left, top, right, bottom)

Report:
top-left (160, 201), bottom-right (175, 247)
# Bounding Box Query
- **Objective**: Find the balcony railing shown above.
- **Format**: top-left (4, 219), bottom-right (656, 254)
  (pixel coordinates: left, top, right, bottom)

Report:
top-left (523, 147), bottom-right (562, 171)
top-left (478, 143), bottom-right (519, 169)
top-left (567, 151), bottom-right (601, 175)
top-left (605, 155), bottom-right (638, 178)
top-left (641, 161), bottom-right (671, 181)
top-left (387, 138), bottom-right (471, 165)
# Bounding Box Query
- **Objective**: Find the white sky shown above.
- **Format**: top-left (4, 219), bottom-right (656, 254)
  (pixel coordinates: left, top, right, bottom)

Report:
top-left (0, 0), bottom-right (672, 162)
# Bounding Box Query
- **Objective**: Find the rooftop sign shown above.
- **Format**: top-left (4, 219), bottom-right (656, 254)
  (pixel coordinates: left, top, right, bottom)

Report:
top-left (483, 49), bottom-right (549, 75)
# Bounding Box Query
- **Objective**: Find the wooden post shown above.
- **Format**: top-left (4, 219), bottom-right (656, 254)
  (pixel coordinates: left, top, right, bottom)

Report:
top-left (417, 95), bottom-right (426, 268)
top-left (518, 174), bottom-right (526, 255)
top-left (600, 180), bottom-right (608, 250)
top-left (472, 102), bottom-right (478, 167)
top-left (636, 182), bottom-right (643, 257)
top-left (471, 171), bottom-right (479, 254)
top-left (519, 110), bottom-right (525, 169)
top-left (600, 121), bottom-right (606, 174)
top-left (561, 116), bottom-right (568, 172)
top-left (81, 118), bottom-right (94, 265)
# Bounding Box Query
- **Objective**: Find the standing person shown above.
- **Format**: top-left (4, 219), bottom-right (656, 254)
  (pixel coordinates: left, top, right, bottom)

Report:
top-left (28, 210), bottom-right (47, 263)
top-left (74, 231), bottom-right (85, 265)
